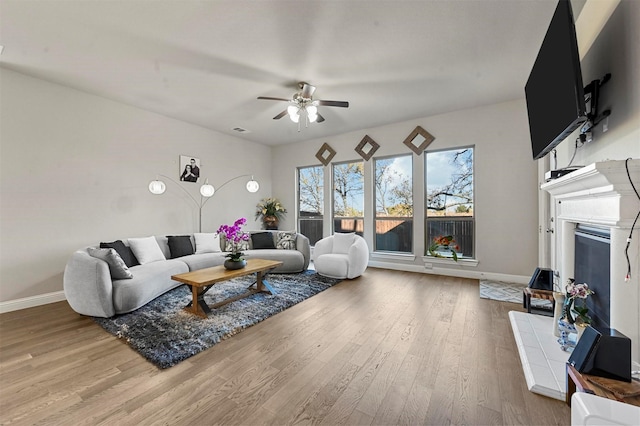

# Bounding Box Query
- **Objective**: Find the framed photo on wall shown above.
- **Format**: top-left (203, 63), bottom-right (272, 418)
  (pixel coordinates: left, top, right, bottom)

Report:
top-left (179, 155), bottom-right (201, 183)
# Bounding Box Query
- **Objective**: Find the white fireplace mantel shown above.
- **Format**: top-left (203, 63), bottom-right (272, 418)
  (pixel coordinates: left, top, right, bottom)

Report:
top-left (541, 159), bottom-right (640, 365)
top-left (541, 160), bottom-right (640, 228)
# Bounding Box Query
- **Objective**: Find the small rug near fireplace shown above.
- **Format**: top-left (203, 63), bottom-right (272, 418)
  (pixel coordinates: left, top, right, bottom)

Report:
top-left (480, 280), bottom-right (525, 303)
top-left (479, 280), bottom-right (552, 309)
top-left (93, 270), bottom-right (341, 369)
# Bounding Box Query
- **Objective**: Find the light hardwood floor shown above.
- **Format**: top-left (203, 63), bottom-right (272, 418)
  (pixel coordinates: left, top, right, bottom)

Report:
top-left (0, 268), bottom-right (570, 425)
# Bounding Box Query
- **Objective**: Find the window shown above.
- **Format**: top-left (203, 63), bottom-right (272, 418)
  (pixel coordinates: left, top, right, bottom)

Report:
top-left (374, 155), bottom-right (413, 252)
top-left (425, 147), bottom-right (474, 258)
top-left (298, 165), bottom-right (324, 245)
top-left (332, 161), bottom-right (364, 236)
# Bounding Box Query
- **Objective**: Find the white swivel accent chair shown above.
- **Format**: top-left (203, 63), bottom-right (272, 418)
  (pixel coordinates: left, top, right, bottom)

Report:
top-left (313, 233), bottom-right (369, 279)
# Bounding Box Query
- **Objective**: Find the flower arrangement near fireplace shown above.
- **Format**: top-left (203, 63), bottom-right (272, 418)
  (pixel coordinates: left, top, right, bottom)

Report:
top-left (564, 278), bottom-right (595, 325)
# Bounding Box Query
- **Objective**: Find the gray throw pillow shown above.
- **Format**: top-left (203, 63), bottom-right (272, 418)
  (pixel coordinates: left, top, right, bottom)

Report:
top-left (88, 247), bottom-right (133, 280)
top-left (276, 231), bottom-right (297, 250)
top-left (99, 240), bottom-right (139, 267)
top-left (167, 235), bottom-right (194, 258)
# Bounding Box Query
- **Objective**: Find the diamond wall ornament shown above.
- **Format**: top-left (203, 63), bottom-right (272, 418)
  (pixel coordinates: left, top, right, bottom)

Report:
top-left (315, 143), bottom-right (336, 166)
top-left (403, 126), bottom-right (435, 155)
top-left (355, 135), bottom-right (380, 161)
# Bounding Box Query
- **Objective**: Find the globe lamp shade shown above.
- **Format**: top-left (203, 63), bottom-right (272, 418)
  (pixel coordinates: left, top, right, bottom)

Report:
top-left (148, 180), bottom-right (166, 195)
top-left (246, 178), bottom-right (260, 193)
top-left (199, 183), bottom-right (215, 197)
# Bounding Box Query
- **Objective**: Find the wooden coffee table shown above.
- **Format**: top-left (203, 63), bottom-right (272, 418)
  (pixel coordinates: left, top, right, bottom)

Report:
top-left (171, 258), bottom-right (283, 318)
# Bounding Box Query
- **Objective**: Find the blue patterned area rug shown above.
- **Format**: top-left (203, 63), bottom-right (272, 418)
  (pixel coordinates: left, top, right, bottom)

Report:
top-left (93, 270), bottom-right (341, 369)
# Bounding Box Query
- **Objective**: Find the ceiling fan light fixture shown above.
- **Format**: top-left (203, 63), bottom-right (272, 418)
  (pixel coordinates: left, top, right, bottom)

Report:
top-left (287, 105), bottom-right (300, 122)
top-left (306, 105), bottom-right (318, 123)
top-left (258, 83), bottom-right (349, 128)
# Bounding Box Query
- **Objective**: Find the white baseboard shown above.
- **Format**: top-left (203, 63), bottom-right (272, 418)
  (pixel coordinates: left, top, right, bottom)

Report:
top-left (0, 291), bottom-right (66, 314)
top-left (367, 260), bottom-right (530, 284)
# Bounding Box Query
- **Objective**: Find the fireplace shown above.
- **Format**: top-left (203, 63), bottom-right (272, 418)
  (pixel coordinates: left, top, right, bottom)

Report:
top-left (542, 160), bottom-right (640, 365)
top-left (574, 225), bottom-right (610, 328)
top-left (508, 161), bottom-right (639, 401)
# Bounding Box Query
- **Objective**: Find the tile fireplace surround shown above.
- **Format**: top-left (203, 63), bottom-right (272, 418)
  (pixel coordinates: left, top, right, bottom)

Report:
top-left (510, 159), bottom-right (640, 400)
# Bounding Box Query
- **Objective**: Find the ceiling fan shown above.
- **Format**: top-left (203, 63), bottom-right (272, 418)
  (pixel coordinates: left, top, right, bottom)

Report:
top-left (257, 82), bottom-right (349, 129)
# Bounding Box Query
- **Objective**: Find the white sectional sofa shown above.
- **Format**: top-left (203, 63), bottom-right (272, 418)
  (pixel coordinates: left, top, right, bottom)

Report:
top-left (63, 230), bottom-right (310, 318)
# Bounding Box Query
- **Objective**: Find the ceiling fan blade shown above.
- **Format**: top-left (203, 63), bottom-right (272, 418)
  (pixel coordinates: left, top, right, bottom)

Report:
top-left (316, 113), bottom-right (325, 123)
top-left (257, 96), bottom-right (291, 102)
top-left (316, 100), bottom-right (349, 108)
top-left (300, 83), bottom-right (316, 99)
top-left (273, 110), bottom-right (288, 120)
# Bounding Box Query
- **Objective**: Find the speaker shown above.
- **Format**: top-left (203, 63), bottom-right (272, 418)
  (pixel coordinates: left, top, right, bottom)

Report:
top-left (528, 267), bottom-right (553, 291)
top-left (569, 326), bottom-right (632, 382)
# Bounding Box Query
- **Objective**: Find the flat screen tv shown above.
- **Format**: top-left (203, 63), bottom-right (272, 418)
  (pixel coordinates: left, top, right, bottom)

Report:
top-left (525, 0), bottom-right (587, 160)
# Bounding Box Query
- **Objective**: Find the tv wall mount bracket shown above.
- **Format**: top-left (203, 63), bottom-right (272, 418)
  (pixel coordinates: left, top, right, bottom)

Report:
top-left (580, 73), bottom-right (612, 135)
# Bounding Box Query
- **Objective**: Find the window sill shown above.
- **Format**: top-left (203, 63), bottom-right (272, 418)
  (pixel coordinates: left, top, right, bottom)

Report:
top-left (422, 255), bottom-right (479, 269)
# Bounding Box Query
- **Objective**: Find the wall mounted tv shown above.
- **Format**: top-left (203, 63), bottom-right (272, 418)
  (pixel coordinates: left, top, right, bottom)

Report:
top-left (525, 0), bottom-right (587, 160)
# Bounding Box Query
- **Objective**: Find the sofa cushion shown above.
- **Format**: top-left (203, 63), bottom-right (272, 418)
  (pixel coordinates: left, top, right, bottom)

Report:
top-left (276, 231), bottom-right (297, 250)
top-left (251, 232), bottom-right (276, 249)
top-left (100, 240), bottom-right (139, 267)
top-left (112, 259), bottom-right (188, 314)
top-left (88, 247), bottom-right (133, 280)
top-left (180, 253), bottom-right (226, 271)
top-left (333, 232), bottom-right (355, 254)
top-left (194, 233), bottom-right (221, 254)
top-left (243, 249), bottom-right (304, 273)
top-left (128, 236), bottom-right (166, 264)
top-left (314, 253), bottom-right (350, 279)
top-left (167, 235), bottom-right (194, 258)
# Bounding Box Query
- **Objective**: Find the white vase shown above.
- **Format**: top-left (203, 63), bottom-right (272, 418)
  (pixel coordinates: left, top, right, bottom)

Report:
top-left (552, 292), bottom-right (565, 337)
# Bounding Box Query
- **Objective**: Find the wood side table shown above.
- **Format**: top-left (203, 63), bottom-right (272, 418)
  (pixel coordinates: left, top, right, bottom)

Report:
top-left (566, 364), bottom-right (640, 407)
top-left (522, 287), bottom-right (555, 316)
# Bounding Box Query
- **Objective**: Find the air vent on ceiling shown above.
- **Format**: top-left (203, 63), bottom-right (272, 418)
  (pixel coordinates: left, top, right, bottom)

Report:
top-left (232, 127), bottom-right (251, 133)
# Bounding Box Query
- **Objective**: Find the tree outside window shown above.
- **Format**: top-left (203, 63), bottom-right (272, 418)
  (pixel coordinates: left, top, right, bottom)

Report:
top-left (425, 147), bottom-right (474, 258)
top-left (374, 155), bottom-right (413, 253)
top-left (332, 161), bottom-right (364, 235)
top-left (298, 166), bottom-right (324, 245)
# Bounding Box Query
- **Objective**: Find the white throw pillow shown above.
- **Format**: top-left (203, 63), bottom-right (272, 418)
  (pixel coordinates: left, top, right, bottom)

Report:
top-left (332, 232), bottom-right (355, 254)
top-left (128, 236), bottom-right (166, 264)
top-left (194, 233), bottom-right (221, 254)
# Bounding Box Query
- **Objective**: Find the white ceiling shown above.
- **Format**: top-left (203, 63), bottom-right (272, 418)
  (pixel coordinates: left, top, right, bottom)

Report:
top-left (0, 0), bottom-right (563, 146)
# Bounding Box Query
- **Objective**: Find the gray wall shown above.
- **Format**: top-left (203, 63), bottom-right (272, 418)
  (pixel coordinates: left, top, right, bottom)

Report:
top-left (0, 69), bottom-right (271, 305)
top-left (553, 0), bottom-right (640, 165)
top-left (272, 99), bottom-right (539, 280)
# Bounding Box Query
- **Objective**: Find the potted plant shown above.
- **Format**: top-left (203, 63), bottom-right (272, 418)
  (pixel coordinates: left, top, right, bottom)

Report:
top-left (217, 217), bottom-right (250, 269)
top-left (427, 235), bottom-right (460, 261)
top-left (255, 197), bottom-right (287, 230)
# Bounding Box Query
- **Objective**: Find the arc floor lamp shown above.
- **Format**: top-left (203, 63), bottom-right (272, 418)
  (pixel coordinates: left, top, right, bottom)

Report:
top-left (148, 174), bottom-right (260, 232)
